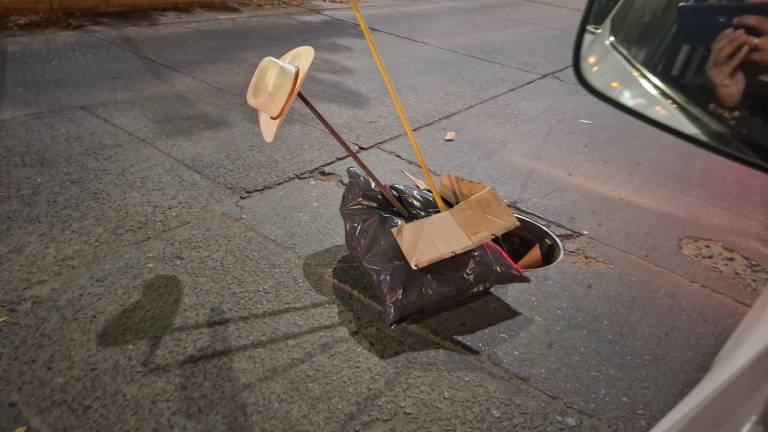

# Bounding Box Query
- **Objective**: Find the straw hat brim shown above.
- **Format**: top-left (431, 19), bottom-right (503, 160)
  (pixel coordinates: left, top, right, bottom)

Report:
top-left (258, 46), bottom-right (315, 143)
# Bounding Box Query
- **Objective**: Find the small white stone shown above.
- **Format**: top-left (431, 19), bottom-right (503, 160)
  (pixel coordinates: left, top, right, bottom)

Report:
top-left (444, 131), bottom-right (456, 141)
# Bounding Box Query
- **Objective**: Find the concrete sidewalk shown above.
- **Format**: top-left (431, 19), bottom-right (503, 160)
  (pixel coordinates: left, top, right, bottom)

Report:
top-left (1, 1), bottom-right (765, 431)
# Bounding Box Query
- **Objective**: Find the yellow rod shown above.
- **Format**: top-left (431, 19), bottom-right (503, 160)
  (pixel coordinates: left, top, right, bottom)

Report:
top-left (349, 0), bottom-right (446, 212)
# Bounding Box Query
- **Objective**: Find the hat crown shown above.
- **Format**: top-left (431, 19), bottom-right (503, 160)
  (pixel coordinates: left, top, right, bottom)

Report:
top-left (247, 56), bottom-right (299, 118)
top-left (246, 46), bottom-right (314, 143)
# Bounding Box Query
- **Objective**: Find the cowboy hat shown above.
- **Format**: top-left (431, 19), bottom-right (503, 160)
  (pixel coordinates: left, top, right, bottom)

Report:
top-left (246, 46), bottom-right (315, 143)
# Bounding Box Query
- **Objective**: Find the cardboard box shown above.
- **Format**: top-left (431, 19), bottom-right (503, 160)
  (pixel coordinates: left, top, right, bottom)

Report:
top-left (392, 174), bottom-right (520, 269)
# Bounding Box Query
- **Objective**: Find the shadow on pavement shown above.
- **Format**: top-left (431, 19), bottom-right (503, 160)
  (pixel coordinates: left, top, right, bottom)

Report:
top-left (96, 274), bottom-right (183, 365)
top-left (179, 306), bottom-right (252, 430)
top-left (303, 245), bottom-right (523, 358)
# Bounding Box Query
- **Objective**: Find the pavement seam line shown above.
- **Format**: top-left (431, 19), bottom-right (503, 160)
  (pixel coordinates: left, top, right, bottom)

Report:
top-left (311, 9), bottom-right (544, 76)
top-left (550, 68), bottom-right (579, 86)
top-left (522, 0), bottom-right (584, 12)
top-left (88, 29), bottom-right (335, 138)
top-left (82, 25), bottom-right (341, 146)
top-left (0, 104), bottom-right (87, 124)
top-left (80, 105), bottom-right (240, 195)
top-left (85, 30), bottom-right (242, 98)
top-left (84, 27), bottom-right (360, 151)
top-left (238, 152), bottom-right (352, 197)
top-left (361, 71), bottom-right (568, 150)
top-left (476, 351), bottom-right (617, 430)
top-left (88, 27), bottom-right (336, 138)
top-left (584, 235), bottom-right (755, 308)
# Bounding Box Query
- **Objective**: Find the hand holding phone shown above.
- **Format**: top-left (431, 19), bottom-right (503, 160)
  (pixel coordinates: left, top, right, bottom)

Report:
top-left (706, 28), bottom-right (752, 109)
top-left (734, 14), bottom-right (768, 67)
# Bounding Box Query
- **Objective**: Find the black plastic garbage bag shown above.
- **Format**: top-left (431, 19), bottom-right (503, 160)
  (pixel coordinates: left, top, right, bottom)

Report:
top-left (340, 168), bottom-right (529, 325)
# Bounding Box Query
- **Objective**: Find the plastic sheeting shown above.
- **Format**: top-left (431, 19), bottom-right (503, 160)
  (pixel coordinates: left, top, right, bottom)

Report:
top-left (340, 168), bottom-right (529, 325)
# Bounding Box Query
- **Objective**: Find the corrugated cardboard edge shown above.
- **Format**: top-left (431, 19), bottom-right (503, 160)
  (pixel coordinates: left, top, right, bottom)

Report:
top-left (440, 173), bottom-right (486, 205)
top-left (392, 175), bottom-right (520, 269)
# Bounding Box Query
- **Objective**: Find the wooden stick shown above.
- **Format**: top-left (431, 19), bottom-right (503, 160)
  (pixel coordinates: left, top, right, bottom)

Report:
top-left (298, 92), bottom-right (409, 217)
top-left (349, 0), bottom-right (446, 212)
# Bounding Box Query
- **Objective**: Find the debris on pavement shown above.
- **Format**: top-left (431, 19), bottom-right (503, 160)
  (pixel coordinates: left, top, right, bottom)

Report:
top-left (565, 248), bottom-right (613, 269)
top-left (308, 169), bottom-right (344, 186)
top-left (401, 169), bottom-right (427, 190)
top-left (443, 131), bottom-right (456, 141)
top-left (578, 119), bottom-right (593, 124)
top-left (680, 237), bottom-right (767, 293)
top-left (2, 14), bottom-right (82, 31)
top-left (0, 314), bottom-right (8, 324)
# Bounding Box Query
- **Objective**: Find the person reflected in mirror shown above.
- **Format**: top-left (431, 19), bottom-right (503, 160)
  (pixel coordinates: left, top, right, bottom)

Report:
top-left (705, 10), bottom-right (768, 136)
top-left (736, 14), bottom-right (768, 67)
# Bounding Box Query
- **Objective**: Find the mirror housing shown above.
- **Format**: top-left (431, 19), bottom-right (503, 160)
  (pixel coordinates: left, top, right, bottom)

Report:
top-left (574, 0), bottom-right (768, 173)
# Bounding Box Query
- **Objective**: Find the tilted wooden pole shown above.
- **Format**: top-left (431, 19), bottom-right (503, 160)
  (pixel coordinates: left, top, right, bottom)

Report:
top-left (297, 92), bottom-right (409, 217)
top-left (349, 0), bottom-right (446, 212)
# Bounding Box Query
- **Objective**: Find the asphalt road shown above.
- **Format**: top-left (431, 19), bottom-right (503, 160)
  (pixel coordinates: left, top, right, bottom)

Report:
top-left (1, 1), bottom-right (766, 431)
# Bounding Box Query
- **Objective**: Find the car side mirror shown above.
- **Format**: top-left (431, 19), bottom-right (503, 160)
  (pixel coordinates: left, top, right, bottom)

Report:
top-left (574, 0), bottom-right (768, 174)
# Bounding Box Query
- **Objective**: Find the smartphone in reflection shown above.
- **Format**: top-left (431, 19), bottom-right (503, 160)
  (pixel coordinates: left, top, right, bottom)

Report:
top-left (677, 3), bottom-right (768, 46)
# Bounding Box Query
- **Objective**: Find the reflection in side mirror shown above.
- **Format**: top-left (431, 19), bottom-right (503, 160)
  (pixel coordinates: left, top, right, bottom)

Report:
top-left (575, 0), bottom-right (768, 173)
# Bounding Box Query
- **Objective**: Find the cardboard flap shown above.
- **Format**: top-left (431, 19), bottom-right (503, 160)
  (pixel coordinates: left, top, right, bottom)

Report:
top-left (393, 176), bottom-right (520, 270)
top-left (451, 188), bottom-right (520, 242)
top-left (440, 174), bottom-right (487, 205)
top-left (391, 212), bottom-right (473, 269)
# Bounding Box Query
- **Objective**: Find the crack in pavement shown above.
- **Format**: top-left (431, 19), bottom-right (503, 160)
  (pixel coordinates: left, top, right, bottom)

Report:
top-left (80, 105), bottom-right (239, 195)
